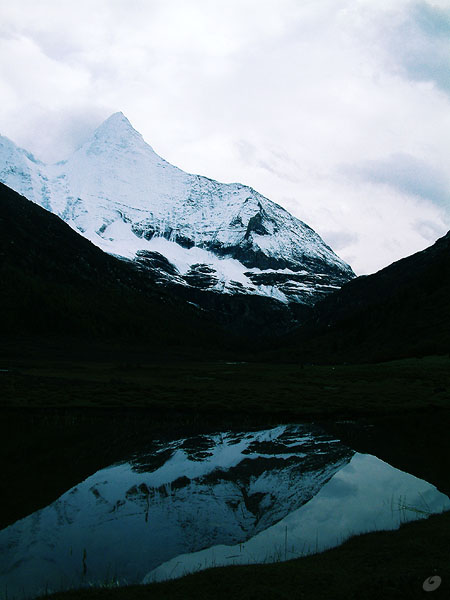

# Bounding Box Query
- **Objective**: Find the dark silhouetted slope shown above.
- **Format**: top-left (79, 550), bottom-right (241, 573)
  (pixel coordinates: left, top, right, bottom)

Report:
top-left (283, 231), bottom-right (450, 362)
top-left (0, 182), bottom-right (227, 351)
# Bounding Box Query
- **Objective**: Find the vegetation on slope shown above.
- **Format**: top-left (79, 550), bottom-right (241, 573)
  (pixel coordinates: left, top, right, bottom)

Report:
top-left (0, 182), bottom-right (229, 352)
top-left (275, 230), bottom-right (450, 363)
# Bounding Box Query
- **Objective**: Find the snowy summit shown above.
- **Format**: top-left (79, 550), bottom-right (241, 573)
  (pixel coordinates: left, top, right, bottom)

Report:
top-left (0, 112), bottom-right (354, 309)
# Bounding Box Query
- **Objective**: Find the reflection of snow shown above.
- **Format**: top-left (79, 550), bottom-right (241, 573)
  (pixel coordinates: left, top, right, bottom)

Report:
top-left (143, 453), bottom-right (450, 583)
top-left (0, 425), bottom-right (351, 599)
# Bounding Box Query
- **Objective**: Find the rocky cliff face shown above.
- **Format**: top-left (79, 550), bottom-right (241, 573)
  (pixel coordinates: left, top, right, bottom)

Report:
top-left (0, 113), bottom-right (354, 329)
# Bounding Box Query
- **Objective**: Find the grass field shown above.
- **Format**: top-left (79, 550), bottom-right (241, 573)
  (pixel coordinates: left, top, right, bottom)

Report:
top-left (2, 354), bottom-right (449, 417)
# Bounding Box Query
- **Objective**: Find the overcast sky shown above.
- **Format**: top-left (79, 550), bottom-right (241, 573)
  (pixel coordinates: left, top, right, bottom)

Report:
top-left (1, 0), bottom-right (449, 274)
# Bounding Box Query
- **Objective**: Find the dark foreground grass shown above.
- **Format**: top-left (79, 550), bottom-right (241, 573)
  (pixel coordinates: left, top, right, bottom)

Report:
top-left (1, 353), bottom-right (449, 418)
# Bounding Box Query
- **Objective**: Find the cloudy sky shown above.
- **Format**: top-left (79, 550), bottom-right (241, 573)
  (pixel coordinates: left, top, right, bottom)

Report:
top-left (1, 0), bottom-right (449, 274)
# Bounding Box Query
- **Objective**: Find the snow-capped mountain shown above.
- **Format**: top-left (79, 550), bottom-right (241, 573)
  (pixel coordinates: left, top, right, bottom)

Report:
top-left (0, 113), bottom-right (354, 314)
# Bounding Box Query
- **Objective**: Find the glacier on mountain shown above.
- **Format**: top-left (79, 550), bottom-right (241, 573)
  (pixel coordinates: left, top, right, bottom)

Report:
top-left (0, 112), bottom-right (354, 308)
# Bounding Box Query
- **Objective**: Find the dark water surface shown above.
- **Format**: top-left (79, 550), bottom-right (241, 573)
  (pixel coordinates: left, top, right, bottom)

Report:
top-left (1, 423), bottom-right (448, 598)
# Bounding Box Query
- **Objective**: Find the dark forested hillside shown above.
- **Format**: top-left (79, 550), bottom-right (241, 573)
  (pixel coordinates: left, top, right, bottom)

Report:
top-left (282, 230), bottom-right (450, 362)
top-left (3, 180), bottom-right (449, 364)
top-left (0, 182), bottom-right (227, 352)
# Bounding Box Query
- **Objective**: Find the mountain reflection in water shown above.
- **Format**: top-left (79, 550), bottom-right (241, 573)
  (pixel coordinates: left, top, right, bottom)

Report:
top-left (1, 425), bottom-right (448, 599)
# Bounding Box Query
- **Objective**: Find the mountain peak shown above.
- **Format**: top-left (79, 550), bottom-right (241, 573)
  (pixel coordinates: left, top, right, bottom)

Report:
top-left (0, 112), bottom-right (354, 318)
top-left (92, 112), bottom-right (145, 146)
top-left (101, 111), bottom-right (133, 129)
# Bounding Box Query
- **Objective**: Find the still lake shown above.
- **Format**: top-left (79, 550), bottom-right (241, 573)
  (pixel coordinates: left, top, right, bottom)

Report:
top-left (1, 423), bottom-right (449, 598)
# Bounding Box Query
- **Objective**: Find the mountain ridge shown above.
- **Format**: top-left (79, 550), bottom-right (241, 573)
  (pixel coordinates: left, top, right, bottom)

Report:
top-left (279, 228), bottom-right (450, 362)
top-left (0, 181), bottom-right (230, 348)
top-left (0, 113), bottom-right (354, 316)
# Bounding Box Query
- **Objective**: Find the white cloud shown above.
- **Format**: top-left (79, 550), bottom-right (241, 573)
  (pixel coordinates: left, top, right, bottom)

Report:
top-left (342, 153), bottom-right (450, 210)
top-left (0, 0), bottom-right (449, 274)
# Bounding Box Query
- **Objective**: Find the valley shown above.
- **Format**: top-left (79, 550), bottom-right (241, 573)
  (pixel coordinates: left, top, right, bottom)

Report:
top-left (0, 115), bottom-right (449, 600)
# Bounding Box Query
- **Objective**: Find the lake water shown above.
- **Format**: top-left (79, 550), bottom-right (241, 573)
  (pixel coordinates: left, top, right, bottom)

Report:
top-left (1, 424), bottom-right (449, 598)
